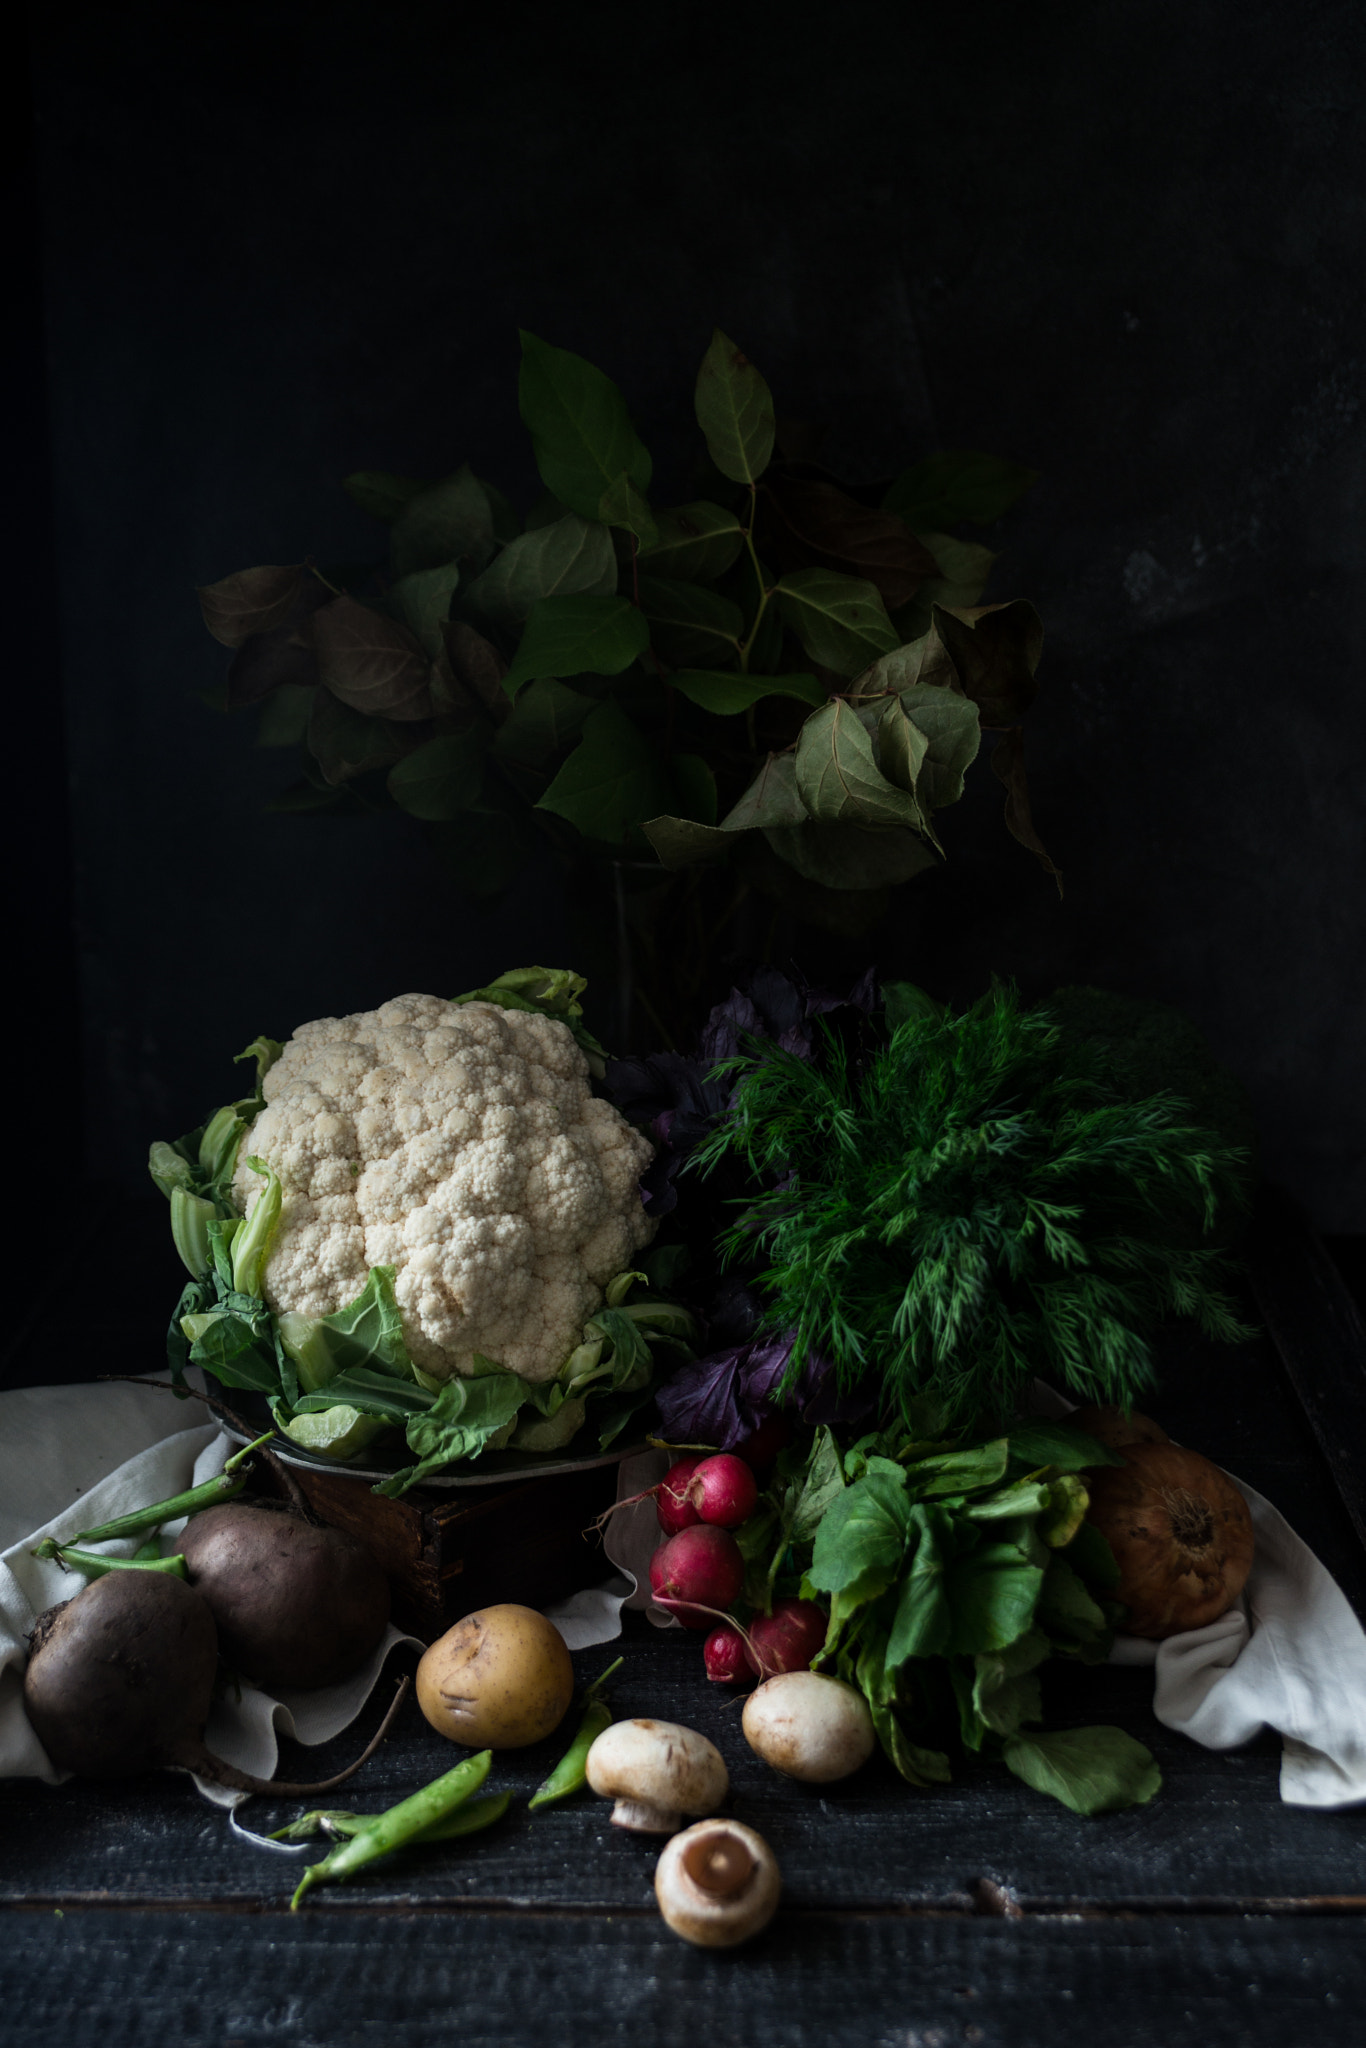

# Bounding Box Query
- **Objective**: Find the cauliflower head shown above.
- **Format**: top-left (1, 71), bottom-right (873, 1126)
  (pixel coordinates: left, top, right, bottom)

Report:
top-left (233, 993), bottom-right (656, 1383)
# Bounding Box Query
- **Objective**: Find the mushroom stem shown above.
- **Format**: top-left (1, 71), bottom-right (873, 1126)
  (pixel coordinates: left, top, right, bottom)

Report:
top-left (610, 1796), bottom-right (680, 1833)
top-left (681, 1830), bottom-right (755, 1896)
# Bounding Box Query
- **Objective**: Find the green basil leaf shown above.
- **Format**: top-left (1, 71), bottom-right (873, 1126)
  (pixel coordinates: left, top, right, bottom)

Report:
top-left (503, 593), bottom-right (650, 694)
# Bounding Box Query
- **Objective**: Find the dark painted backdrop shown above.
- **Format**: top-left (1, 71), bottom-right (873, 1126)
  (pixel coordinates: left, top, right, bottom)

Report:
top-left (18, 0), bottom-right (1366, 1234)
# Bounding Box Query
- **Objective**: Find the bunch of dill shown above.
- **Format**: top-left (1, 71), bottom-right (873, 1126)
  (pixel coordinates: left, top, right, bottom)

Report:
top-left (692, 984), bottom-right (1251, 1431)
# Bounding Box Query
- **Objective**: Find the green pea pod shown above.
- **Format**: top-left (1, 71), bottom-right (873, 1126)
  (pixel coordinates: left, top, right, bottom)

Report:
top-left (38, 1547), bottom-right (189, 1582)
top-left (290, 1749), bottom-right (493, 1909)
top-left (528, 1657), bottom-right (622, 1811)
top-left (29, 1433), bottom-right (273, 1554)
top-left (271, 1792), bottom-right (510, 1847)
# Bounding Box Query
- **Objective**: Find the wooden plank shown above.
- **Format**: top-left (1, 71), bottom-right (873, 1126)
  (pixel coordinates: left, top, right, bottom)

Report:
top-left (1244, 1185), bottom-right (1366, 1559)
top-left (2, 1904), bottom-right (1363, 2048)
top-left (4, 1628), bottom-right (1365, 1910)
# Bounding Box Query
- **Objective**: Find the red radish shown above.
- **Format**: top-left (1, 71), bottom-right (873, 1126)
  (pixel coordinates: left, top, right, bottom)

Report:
top-left (736, 1413), bottom-right (791, 1475)
top-left (703, 1624), bottom-right (752, 1684)
top-left (745, 1598), bottom-right (828, 1678)
top-left (649, 1525), bottom-right (745, 1629)
top-left (684, 1454), bottom-right (758, 1530)
top-left (656, 1457), bottom-right (704, 1536)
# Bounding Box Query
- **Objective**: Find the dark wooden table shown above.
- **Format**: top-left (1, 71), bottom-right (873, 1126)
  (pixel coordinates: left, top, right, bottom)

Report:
top-left (4, 1192), bottom-right (1366, 2047)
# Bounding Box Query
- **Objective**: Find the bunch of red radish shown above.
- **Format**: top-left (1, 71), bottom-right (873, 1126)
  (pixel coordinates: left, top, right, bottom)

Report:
top-left (643, 1437), bottom-right (827, 1686)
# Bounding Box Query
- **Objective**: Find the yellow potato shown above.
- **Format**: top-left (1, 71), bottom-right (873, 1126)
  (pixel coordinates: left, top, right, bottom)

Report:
top-left (416, 1603), bottom-right (574, 1749)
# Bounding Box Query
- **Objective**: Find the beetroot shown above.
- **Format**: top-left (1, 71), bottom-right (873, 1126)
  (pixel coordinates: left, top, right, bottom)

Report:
top-left (22, 1569), bottom-right (402, 1794)
top-left (649, 1525), bottom-right (745, 1630)
top-left (745, 1598), bottom-right (828, 1678)
top-left (656, 1457), bottom-right (704, 1536)
top-left (173, 1502), bottom-right (390, 1690)
top-left (684, 1455), bottom-right (758, 1530)
top-left (703, 1624), bottom-right (753, 1684)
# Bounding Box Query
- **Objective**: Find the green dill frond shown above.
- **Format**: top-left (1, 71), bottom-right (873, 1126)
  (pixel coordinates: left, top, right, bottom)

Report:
top-left (702, 984), bottom-right (1253, 1432)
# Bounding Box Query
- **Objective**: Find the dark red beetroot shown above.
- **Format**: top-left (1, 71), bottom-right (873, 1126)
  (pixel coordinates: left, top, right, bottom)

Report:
top-left (703, 1623), bottom-right (752, 1684)
top-left (22, 1569), bottom-right (402, 1794)
top-left (745, 1598), bottom-right (828, 1678)
top-left (173, 1503), bottom-right (390, 1690)
top-left (685, 1454), bottom-right (759, 1530)
top-left (656, 1457), bottom-right (704, 1536)
top-left (649, 1524), bottom-right (745, 1630)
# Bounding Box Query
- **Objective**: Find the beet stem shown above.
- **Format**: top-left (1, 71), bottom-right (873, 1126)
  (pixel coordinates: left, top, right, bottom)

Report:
top-left (173, 1672), bottom-right (411, 1801)
top-left (101, 1375), bottom-right (319, 1522)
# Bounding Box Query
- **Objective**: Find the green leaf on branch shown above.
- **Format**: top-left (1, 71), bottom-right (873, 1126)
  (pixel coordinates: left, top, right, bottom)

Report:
top-left (875, 694), bottom-right (931, 799)
top-left (492, 677), bottom-right (597, 784)
top-left (776, 568), bottom-right (899, 676)
top-left (518, 331), bottom-right (652, 519)
top-left (1002, 1726), bottom-right (1161, 1815)
top-left (390, 562), bottom-right (461, 660)
top-left (639, 501), bottom-right (745, 582)
top-left (694, 329), bottom-right (774, 486)
top-left (637, 574), bottom-right (743, 669)
top-left (723, 751), bottom-right (810, 831)
top-left (536, 702), bottom-right (672, 847)
top-left (307, 691), bottom-right (417, 786)
top-left (255, 682), bottom-right (316, 748)
top-left (795, 700), bottom-right (926, 830)
top-left (465, 516), bottom-right (617, 641)
top-left (914, 531), bottom-right (997, 612)
top-left (312, 597), bottom-right (433, 721)
top-left (671, 753), bottom-right (717, 825)
top-left (992, 725), bottom-right (1061, 890)
top-left (763, 820), bottom-right (939, 891)
top-left (387, 729), bottom-right (487, 820)
top-left (883, 451), bottom-right (1039, 530)
top-left (597, 473), bottom-right (658, 552)
top-left (851, 624), bottom-right (960, 702)
top-left (667, 669), bottom-right (826, 717)
top-left (881, 686), bottom-right (981, 812)
top-left (344, 472), bottom-right (427, 523)
top-left (390, 467), bottom-right (497, 577)
top-left (503, 594), bottom-right (650, 695)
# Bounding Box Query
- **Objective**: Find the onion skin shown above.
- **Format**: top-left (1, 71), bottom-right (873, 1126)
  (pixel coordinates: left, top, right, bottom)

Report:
top-left (1070, 1404), bottom-right (1170, 1452)
top-left (1084, 1442), bottom-right (1254, 1638)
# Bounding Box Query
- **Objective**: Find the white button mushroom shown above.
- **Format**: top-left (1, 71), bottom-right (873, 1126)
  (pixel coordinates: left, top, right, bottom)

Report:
top-left (654, 1819), bottom-right (781, 1948)
top-left (741, 1670), bottom-right (876, 1782)
top-left (584, 1717), bottom-right (729, 1833)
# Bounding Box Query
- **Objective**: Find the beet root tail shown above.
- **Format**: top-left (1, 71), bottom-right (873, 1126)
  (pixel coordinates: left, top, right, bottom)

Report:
top-left (171, 1673), bottom-right (410, 1799)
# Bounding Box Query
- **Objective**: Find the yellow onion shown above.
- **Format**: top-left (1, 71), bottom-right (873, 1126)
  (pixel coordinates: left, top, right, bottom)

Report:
top-left (1084, 1442), bottom-right (1254, 1638)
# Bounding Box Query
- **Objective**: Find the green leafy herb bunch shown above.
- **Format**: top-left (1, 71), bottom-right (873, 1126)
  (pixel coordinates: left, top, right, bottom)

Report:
top-left (197, 330), bottom-right (1053, 932)
top-left (695, 983), bottom-right (1251, 1433)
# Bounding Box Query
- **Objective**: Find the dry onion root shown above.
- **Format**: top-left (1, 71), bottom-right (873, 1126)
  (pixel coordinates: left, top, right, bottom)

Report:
top-left (1084, 1441), bottom-right (1255, 1638)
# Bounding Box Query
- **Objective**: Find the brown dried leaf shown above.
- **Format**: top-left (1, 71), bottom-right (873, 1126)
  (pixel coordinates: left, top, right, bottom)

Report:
top-left (932, 600), bottom-right (1043, 727)
top-left (991, 726), bottom-right (1062, 893)
top-left (759, 472), bottom-right (938, 612)
top-left (312, 595), bottom-right (432, 722)
top-left (197, 563), bottom-right (302, 648)
top-left (224, 574), bottom-right (336, 708)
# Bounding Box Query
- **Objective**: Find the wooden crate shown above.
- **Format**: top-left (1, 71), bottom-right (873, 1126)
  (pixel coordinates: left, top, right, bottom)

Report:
top-left (257, 1456), bottom-right (625, 1643)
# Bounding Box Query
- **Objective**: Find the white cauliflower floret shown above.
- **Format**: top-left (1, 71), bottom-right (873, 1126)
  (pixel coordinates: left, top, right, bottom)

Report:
top-left (234, 995), bottom-right (655, 1382)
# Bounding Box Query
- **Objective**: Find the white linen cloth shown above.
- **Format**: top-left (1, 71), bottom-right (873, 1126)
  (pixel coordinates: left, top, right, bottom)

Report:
top-left (5, 1384), bottom-right (1366, 1807)
top-left (0, 1378), bottom-right (632, 1810)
